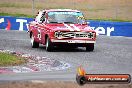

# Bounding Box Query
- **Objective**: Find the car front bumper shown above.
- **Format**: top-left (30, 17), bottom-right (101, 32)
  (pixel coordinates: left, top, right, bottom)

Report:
top-left (51, 39), bottom-right (96, 43)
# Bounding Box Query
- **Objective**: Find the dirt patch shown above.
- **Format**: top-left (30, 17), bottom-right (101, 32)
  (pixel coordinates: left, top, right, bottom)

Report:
top-left (0, 81), bottom-right (131, 88)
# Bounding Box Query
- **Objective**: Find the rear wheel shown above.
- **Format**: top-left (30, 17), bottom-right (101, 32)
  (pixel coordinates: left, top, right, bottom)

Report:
top-left (31, 34), bottom-right (39, 48)
top-left (46, 37), bottom-right (53, 51)
top-left (86, 43), bottom-right (94, 51)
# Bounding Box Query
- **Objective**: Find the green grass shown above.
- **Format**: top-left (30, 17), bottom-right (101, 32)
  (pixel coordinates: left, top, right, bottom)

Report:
top-left (0, 12), bottom-right (131, 22)
top-left (0, 13), bottom-right (34, 18)
top-left (87, 18), bottom-right (132, 22)
top-left (0, 52), bottom-right (26, 66)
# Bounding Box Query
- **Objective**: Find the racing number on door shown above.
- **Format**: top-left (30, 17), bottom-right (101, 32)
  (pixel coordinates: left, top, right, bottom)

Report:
top-left (37, 29), bottom-right (41, 40)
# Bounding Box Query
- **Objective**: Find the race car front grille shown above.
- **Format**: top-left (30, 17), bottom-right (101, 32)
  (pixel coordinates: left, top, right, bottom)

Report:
top-left (55, 32), bottom-right (95, 39)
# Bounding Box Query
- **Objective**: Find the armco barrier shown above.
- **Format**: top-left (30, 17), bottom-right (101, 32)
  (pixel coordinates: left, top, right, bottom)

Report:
top-left (0, 16), bottom-right (132, 37)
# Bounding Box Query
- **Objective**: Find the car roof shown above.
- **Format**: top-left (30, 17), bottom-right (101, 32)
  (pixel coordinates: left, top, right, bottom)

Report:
top-left (43, 9), bottom-right (81, 13)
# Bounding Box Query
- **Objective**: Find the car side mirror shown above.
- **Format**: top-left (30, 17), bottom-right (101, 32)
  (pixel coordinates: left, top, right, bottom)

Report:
top-left (39, 21), bottom-right (42, 24)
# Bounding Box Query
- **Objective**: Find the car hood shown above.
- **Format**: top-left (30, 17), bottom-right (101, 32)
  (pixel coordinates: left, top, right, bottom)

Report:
top-left (45, 23), bottom-right (94, 32)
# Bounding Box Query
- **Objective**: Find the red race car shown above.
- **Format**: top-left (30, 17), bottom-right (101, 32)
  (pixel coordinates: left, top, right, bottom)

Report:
top-left (28, 9), bottom-right (96, 51)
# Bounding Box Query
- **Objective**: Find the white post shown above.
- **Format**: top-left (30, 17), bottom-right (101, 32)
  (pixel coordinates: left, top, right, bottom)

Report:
top-left (32, 0), bottom-right (35, 16)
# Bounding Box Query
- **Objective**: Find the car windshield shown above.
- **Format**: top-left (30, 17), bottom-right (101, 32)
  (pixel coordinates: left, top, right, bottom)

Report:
top-left (47, 11), bottom-right (86, 24)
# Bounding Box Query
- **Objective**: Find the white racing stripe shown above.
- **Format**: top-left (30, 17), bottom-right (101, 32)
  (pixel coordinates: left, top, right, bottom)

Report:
top-left (64, 24), bottom-right (81, 31)
top-left (70, 24), bottom-right (80, 31)
top-left (64, 24), bottom-right (74, 31)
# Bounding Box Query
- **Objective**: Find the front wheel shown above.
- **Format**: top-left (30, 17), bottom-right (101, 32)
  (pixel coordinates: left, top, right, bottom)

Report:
top-left (31, 34), bottom-right (39, 48)
top-left (86, 43), bottom-right (94, 51)
top-left (46, 37), bottom-right (53, 51)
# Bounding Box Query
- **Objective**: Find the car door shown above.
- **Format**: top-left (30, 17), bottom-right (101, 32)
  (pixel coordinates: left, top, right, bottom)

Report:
top-left (37, 11), bottom-right (47, 44)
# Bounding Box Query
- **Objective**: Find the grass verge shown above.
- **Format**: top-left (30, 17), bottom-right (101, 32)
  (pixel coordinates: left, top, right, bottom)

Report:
top-left (88, 18), bottom-right (132, 22)
top-left (0, 12), bottom-right (131, 22)
top-left (0, 13), bottom-right (34, 18)
top-left (0, 52), bottom-right (26, 66)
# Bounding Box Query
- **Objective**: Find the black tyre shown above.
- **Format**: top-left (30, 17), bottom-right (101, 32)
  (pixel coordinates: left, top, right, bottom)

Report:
top-left (46, 37), bottom-right (53, 51)
top-left (86, 43), bottom-right (94, 51)
top-left (31, 34), bottom-right (39, 48)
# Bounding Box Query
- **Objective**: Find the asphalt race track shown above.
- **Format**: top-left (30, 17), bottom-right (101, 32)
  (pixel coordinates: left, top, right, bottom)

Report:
top-left (0, 30), bottom-right (132, 81)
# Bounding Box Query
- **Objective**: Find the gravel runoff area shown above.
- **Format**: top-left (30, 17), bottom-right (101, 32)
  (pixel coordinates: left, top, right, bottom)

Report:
top-left (0, 81), bottom-right (132, 88)
top-left (0, 49), bottom-right (70, 73)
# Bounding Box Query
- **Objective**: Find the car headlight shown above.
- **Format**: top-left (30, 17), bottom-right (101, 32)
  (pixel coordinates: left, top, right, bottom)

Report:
top-left (87, 32), bottom-right (94, 38)
top-left (54, 32), bottom-right (63, 38)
